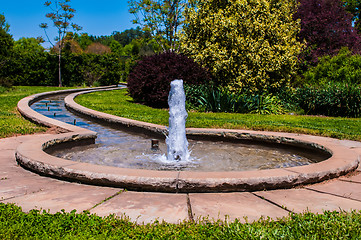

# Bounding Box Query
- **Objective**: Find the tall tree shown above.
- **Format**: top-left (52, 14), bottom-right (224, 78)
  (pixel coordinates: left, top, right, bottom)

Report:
top-left (0, 14), bottom-right (10, 33)
top-left (294, 0), bottom-right (361, 63)
top-left (0, 14), bottom-right (13, 87)
top-left (40, 0), bottom-right (82, 87)
top-left (112, 27), bottom-right (151, 46)
top-left (181, 0), bottom-right (303, 92)
top-left (0, 14), bottom-right (13, 58)
top-left (128, 0), bottom-right (190, 51)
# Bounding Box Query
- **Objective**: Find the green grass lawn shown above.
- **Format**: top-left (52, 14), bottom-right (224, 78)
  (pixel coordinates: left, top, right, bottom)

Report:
top-left (0, 86), bottom-right (76, 138)
top-left (76, 88), bottom-right (361, 141)
top-left (1, 203), bottom-right (361, 239)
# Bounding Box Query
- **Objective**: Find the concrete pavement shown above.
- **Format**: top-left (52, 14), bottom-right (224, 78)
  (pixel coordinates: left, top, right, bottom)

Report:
top-left (2, 134), bottom-right (361, 224)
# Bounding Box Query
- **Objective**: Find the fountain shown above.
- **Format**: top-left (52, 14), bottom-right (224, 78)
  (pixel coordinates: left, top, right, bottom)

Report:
top-left (15, 84), bottom-right (360, 192)
top-left (166, 80), bottom-right (190, 162)
top-left (34, 83), bottom-right (330, 172)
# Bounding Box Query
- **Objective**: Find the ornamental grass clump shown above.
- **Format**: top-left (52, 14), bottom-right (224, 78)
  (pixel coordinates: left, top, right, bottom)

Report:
top-left (127, 52), bottom-right (211, 108)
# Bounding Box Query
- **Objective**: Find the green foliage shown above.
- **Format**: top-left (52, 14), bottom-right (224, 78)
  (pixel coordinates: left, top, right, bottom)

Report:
top-left (129, 0), bottom-right (190, 51)
top-left (73, 33), bottom-right (93, 50)
top-left (2, 203), bottom-right (361, 239)
top-left (3, 52), bottom-right (122, 87)
top-left (0, 14), bottom-right (10, 33)
top-left (13, 37), bottom-right (45, 55)
top-left (77, 89), bottom-right (361, 140)
top-left (185, 85), bottom-right (285, 114)
top-left (112, 27), bottom-right (151, 46)
top-left (181, 0), bottom-right (303, 92)
top-left (0, 25), bottom-right (13, 58)
top-left (0, 14), bottom-right (14, 88)
top-left (293, 83), bottom-right (361, 118)
top-left (303, 47), bottom-right (361, 86)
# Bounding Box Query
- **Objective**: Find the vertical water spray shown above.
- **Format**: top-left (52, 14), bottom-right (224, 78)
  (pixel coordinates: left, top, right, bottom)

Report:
top-left (166, 79), bottom-right (189, 161)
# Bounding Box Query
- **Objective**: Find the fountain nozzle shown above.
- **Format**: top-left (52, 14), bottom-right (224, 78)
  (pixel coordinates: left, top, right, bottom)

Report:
top-left (151, 139), bottom-right (159, 151)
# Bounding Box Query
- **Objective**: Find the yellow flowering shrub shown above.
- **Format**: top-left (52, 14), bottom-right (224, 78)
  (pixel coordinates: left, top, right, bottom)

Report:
top-left (181, 0), bottom-right (304, 92)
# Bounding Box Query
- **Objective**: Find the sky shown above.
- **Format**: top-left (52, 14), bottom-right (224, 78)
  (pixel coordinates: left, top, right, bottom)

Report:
top-left (1, 1), bottom-right (136, 47)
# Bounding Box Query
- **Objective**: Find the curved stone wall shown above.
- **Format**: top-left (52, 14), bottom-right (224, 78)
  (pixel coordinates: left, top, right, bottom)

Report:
top-left (15, 87), bottom-right (360, 192)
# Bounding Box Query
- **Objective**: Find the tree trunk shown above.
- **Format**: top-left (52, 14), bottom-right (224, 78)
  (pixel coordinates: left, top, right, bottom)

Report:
top-left (58, 49), bottom-right (62, 87)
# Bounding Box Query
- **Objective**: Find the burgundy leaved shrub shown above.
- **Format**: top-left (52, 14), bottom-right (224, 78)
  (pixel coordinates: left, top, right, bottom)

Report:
top-left (127, 52), bottom-right (211, 108)
top-left (294, 0), bottom-right (361, 63)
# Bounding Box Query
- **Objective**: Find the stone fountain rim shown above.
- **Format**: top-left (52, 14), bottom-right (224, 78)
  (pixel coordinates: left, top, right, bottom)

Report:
top-left (15, 86), bottom-right (360, 193)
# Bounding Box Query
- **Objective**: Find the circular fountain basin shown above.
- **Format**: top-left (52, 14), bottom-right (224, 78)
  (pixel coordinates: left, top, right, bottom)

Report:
top-left (47, 135), bottom-right (328, 172)
top-left (15, 87), bottom-right (360, 192)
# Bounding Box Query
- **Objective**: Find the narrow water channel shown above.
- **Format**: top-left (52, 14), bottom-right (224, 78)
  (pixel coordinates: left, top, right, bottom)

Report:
top-left (30, 92), bottom-right (322, 172)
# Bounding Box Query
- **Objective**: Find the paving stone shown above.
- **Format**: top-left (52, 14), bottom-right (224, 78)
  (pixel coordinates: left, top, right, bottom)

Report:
top-left (0, 138), bottom-right (20, 151)
top-left (91, 191), bottom-right (189, 224)
top-left (340, 172), bottom-right (361, 183)
top-left (3, 182), bottom-right (119, 213)
top-left (0, 174), bottom-right (62, 200)
top-left (307, 180), bottom-right (361, 201)
top-left (0, 150), bottom-right (18, 170)
top-left (189, 192), bottom-right (289, 223)
top-left (339, 140), bottom-right (361, 148)
top-left (255, 188), bottom-right (361, 213)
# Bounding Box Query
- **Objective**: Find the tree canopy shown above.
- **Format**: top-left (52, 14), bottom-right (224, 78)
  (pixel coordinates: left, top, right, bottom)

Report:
top-left (294, 0), bottom-right (361, 63)
top-left (128, 0), bottom-right (190, 51)
top-left (181, 0), bottom-right (303, 92)
top-left (0, 14), bottom-right (13, 58)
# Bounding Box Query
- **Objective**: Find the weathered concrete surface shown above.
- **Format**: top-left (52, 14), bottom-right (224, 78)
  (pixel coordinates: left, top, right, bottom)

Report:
top-left (3, 181), bottom-right (119, 213)
top-left (307, 177), bottom-right (361, 201)
top-left (254, 188), bottom-right (361, 213)
top-left (90, 191), bottom-right (189, 224)
top-left (189, 192), bottom-right (289, 222)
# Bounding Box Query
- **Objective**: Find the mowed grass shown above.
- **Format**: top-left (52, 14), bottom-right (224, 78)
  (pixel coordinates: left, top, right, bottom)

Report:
top-left (0, 86), bottom-right (76, 138)
top-left (76, 88), bottom-right (361, 141)
top-left (2, 203), bottom-right (361, 239)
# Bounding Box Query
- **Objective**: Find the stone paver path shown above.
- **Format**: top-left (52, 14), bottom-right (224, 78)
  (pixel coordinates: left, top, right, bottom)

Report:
top-left (1, 134), bottom-right (361, 224)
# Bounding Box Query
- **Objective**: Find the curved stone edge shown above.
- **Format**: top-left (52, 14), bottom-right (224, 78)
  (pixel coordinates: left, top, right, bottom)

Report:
top-left (17, 86), bottom-right (118, 132)
top-left (64, 88), bottom-right (168, 136)
top-left (15, 133), bottom-right (180, 192)
top-left (15, 87), bottom-right (361, 193)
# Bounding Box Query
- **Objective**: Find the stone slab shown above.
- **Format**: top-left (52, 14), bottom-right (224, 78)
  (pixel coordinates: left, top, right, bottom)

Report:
top-left (340, 172), bottom-right (361, 184)
top-left (3, 182), bottom-right (119, 213)
top-left (0, 174), bottom-right (62, 201)
top-left (91, 191), bottom-right (189, 224)
top-left (189, 192), bottom-right (289, 223)
top-left (255, 188), bottom-right (361, 213)
top-left (307, 180), bottom-right (361, 201)
top-left (0, 150), bottom-right (17, 168)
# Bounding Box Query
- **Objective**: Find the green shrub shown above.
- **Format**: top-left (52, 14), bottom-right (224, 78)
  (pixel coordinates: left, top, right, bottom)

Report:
top-left (127, 52), bottom-right (211, 108)
top-left (303, 47), bottom-right (361, 86)
top-left (294, 83), bottom-right (361, 117)
top-left (2, 52), bottom-right (123, 87)
top-left (181, 0), bottom-right (303, 92)
top-left (185, 85), bottom-right (286, 114)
